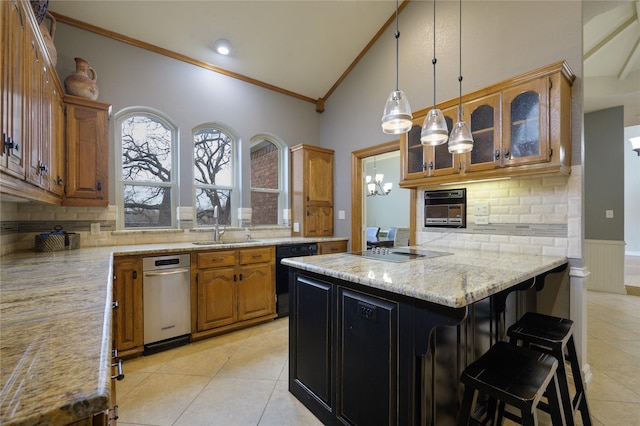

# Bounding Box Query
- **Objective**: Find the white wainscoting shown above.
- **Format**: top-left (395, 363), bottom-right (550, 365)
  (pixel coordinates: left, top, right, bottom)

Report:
top-left (585, 239), bottom-right (626, 294)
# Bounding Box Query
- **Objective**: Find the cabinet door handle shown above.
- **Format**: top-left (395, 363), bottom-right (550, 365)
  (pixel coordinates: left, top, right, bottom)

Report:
top-left (109, 405), bottom-right (119, 421)
top-left (97, 182), bottom-right (102, 191)
top-left (494, 150), bottom-right (500, 160)
top-left (239, 273), bottom-right (243, 281)
top-left (111, 358), bottom-right (125, 380)
top-left (234, 274), bottom-right (238, 282)
top-left (56, 176), bottom-right (64, 185)
top-left (39, 164), bottom-right (48, 174)
top-left (306, 195), bottom-right (310, 201)
top-left (428, 161), bottom-right (434, 170)
top-left (132, 270), bottom-right (138, 279)
top-left (112, 300), bottom-right (119, 309)
top-left (504, 148), bottom-right (510, 159)
top-left (144, 269), bottom-right (189, 277)
top-left (3, 136), bottom-right (18, 155)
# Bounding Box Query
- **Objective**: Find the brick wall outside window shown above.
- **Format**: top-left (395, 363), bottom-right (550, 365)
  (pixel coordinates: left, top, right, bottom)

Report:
top-left (251, 144), bottom-right (279, 224)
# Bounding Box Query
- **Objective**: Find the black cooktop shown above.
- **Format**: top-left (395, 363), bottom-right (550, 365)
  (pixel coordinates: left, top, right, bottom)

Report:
top-left (349, 248), bottom-right (452, 263)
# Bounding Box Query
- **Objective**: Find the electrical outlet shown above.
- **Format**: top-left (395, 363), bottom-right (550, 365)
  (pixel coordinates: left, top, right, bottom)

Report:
top-left (475, 216), bottom-right (489, 225)
top-left (605, 210), bottom-right (614, 219)
top-left (293, 222), bottom-right (300, 232)
top-left (90, 223), bottom-right (100, 235)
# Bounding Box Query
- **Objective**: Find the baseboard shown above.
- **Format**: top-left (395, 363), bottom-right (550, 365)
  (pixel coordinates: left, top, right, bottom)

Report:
top-left (625, 285), bottom-right (640, 297)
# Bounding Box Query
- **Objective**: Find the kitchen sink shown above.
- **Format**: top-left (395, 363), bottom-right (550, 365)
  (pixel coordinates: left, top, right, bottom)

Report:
top-left (192, 240), bottom-right (260, 245)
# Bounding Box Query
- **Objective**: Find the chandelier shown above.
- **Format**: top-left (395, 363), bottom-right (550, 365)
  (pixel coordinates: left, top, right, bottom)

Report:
top-left (366, 157), bottom-right (392, 196)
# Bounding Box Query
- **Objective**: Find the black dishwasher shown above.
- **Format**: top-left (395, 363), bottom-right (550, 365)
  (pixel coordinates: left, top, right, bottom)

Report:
top-left (276, 243), bottom-right (318, 317)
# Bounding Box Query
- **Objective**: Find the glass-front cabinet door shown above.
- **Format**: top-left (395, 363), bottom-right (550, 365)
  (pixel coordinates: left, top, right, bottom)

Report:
top-left (464, 94), bottom-right (501, 172)
top-left (402, 123), bottom-right (427, 180)
top-left (501, 77), bottom-right (550, 166)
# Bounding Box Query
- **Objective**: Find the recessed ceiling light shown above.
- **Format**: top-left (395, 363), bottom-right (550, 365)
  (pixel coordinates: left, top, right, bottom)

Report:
top-left (213, 39), bottom-right (232, 55)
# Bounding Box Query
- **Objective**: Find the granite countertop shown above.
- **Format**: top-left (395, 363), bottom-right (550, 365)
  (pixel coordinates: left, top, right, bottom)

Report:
top-left (0, 236), bottom-right (347, 425)
top-left (282, 247), bottom-right (568, 308)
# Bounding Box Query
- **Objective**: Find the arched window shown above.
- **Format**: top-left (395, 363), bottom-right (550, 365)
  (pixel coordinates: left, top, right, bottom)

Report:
top-left (250, 135), bottom-right (287, 225)
top-left (193, 124), bottom-right (237, 226)
top-left (115, 108), bottom-right (178, 229)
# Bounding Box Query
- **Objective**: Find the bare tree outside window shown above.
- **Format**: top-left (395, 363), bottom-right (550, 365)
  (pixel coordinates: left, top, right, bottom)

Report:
top-left (194, 128), bottom-right (233, 226)
top-left (120, 115), bottom-right (175, 228)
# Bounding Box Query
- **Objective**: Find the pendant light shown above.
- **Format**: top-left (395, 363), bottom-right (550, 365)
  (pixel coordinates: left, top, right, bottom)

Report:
top-left (420, 0), bottom-right (448, 145)
top-left (381, 0), bottom-right (412, 134)
top-left (448, 0), bottom-right (474, 154)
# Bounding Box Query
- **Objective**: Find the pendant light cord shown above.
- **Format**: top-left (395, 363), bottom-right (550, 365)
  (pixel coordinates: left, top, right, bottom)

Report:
top-left (457, 0), bottom-right (463, 122)
top-left (395, 0), bottom-right (400, 91)
top-left (432, 0), bottom-right (437, 108)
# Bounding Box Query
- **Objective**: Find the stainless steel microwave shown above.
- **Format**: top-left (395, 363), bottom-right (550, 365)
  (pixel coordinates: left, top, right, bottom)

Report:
top-left (424, 189), bottom-right (466, 228)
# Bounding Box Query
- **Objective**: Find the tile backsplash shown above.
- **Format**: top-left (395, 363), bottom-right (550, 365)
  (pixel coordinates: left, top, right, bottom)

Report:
top-left (0, 202), bottom-right (290, 255)
top-left (416, 165), bottom-right (582, 258)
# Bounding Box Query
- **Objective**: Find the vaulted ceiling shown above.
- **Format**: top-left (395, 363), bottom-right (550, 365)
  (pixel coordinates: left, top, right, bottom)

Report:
top-left (48, 1), bottom-right (640, 126)
top-left (583, 1), bottom-right (640, 127)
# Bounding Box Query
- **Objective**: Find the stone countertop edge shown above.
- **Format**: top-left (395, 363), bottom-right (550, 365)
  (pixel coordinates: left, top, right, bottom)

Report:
top-left (0, 237), bottom-right (347, 425)
top-left (281, 247), bottom-right (568, 308)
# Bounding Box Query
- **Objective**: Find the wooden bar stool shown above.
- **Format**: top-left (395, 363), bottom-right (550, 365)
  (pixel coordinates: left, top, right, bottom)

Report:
top-left (458, 341), bottom-right (566, 426)
top-left (507, 312), bottom-right (592, 426)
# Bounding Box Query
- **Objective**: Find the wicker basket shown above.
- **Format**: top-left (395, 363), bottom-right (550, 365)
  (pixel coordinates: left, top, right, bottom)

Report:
top-left (35, 231), bottom-right (80, 252)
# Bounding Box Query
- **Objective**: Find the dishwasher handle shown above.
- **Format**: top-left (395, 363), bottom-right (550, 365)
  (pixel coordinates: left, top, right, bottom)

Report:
top-left (144, 268), bottom-right (190, 277)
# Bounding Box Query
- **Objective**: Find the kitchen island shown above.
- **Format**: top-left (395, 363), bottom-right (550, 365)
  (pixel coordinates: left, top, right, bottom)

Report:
top-left (283, 247), bottom-right (568, 426)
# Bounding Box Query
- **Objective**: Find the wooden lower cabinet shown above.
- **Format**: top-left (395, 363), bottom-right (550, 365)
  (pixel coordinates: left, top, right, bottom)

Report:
top-left (317, 240), bottom-right (348, 254)
top-left (193, 246), bottom-right (276, 339)
top-left (112, 256), bottom-right (143, 358)
top-left (197, 266), bottom-right (236, 329)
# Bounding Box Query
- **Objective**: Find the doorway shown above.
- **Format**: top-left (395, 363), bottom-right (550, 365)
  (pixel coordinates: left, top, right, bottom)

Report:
top-left (351, 141), bottom-right (416, 251)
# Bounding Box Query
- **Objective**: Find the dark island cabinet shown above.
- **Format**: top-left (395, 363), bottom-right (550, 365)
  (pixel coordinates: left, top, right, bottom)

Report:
top-left (289, 270), bottom-right (467, 426)
top-left (337, 288), bottom-right (398, 425)
top-left (287, 266), bottom-right (567, 426)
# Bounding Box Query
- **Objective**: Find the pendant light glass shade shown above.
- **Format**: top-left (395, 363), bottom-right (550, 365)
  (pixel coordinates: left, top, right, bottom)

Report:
top-left (381, 0), bottom-right (412, 135)
top-left (421, 1), bottom-right (448, 146)
top-left (448, 119), bottom-right (474, 153)
top-left (420, 108), bottom-right (448, 145)
top-left (382, 90), bottom-right (412, 134)
top-left (448, 0), bottom-right (473, 154)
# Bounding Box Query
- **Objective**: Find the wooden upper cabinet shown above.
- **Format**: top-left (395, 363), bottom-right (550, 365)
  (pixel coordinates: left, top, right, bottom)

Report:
top-left (399, 61), bottom-right (574, 187)
top-left (1, 0), bottom-right (28, 180)
top-left (291, 144), bottom-right (334, 237)
top-left (501, 77), bottom-right (549, 167)
top-left (63, 95), bottom-right (111, 206)
top-left (304, 147), bottom-right (333, 205)
top-left (1, 0), bottom-right (66, 203)
top-left (464, 93), bottom-right (502, 172)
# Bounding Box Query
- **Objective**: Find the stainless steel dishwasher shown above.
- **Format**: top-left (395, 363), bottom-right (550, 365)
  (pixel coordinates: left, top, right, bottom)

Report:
top-left (143, 253), bottom-right (191, 354)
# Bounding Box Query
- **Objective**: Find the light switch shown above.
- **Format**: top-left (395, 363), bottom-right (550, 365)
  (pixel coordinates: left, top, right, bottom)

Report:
top-left (474, 202), bottom-right (489, 216)
top-left (293, 222), bottom-right (300, 232)
top-left (338, 210), bottom-right (346, 220)
top-left (605, 210), bottom-right (614, 219)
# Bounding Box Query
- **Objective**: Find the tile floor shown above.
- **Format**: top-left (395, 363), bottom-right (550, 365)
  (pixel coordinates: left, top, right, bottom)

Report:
top-left (118, 286), bottom-right (640, 426)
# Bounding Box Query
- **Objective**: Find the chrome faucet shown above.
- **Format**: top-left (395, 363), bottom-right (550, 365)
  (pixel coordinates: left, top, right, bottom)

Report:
top-left (213, 206), bottom-right (225, 241)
